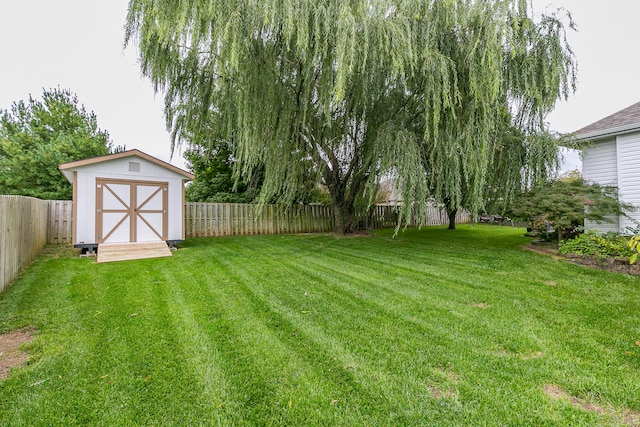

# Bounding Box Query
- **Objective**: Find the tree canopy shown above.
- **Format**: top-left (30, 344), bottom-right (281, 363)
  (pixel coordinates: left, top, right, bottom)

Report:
top-left (125, 0), bottom-right (576, 233)
top-left (183, 133), bottom-right (260, 203)
top-left (0, 88), bottom-right (117, 200)
top-left (183, 134), bottom-right (329, 204)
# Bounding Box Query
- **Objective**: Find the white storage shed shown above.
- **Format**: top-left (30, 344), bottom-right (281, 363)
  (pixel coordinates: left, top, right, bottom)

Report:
top-left (574, 101), bottom-right (640, 234)
top-left (59, 149), bottom-right (194, 249)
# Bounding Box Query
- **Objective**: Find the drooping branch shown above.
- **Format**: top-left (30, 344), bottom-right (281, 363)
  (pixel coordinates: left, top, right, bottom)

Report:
top-left (125, 0), bottom-right (576, 234)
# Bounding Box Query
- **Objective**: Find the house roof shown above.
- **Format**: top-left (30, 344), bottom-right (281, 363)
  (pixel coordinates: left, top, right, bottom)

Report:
top-left (573, 101), bottom-right (640, 141)
top-left (59, 149), bottom-right (194, 180)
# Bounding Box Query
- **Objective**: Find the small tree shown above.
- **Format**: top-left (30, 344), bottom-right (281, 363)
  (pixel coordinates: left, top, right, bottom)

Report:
top-left (509, 173), bottom-right (632, 242)
top-left (184, 141), bottom-right (261, 203)
top-left (184, 140), bottom-right (329, 204)
top-left (0, 88), bottom-right (116, 200)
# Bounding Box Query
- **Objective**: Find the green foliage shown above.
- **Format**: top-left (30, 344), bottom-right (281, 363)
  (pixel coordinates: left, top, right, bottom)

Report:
top-left (125, 0), bottom-right (576, 233)
top-left (509, 175), bottom-right (632, 241)
top-left (559, 231), bottom-right (634, 260)
top-left (484, 116), bottom-right (562, 214)
top-left (629, 234), bottom-right (640, 264)
top-left (184, 141), bottom-right (330, 204)
top-left (184, 142), bottom-right (259, 203)
top-left (0, 88), bottom-right (114, 200)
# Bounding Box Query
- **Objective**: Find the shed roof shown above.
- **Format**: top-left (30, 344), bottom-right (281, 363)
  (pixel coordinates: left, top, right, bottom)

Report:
top-left (59, 149), bottom-right (194, 181)
top-left (573, 101), bottom-right (640, 141)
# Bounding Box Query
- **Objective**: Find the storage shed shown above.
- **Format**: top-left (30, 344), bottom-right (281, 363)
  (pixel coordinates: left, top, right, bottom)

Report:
top-left (573, 101), bottom-right (640, 234)
top-left (59, 149), bottom-right (194, 251)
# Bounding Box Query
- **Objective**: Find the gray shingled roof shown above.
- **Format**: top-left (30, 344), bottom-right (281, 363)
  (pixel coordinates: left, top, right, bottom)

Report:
top-left (574, 100), bottom-right (640, 139)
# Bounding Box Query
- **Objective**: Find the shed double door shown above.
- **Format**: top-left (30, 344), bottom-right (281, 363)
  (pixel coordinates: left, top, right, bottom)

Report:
top-left (96, 178), bottom-right (168, 243)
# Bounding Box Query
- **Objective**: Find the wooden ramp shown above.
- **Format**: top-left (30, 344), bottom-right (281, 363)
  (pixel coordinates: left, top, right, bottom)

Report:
top-left (97, 241), bottom-right (172, 263)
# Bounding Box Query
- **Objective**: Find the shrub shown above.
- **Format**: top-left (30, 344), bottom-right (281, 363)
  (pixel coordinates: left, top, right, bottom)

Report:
top-left (509, 174), bottom-right (632, 242)
top-left (532, 222), bottom-right (582, 243)
top-left (559, 231), bottom-right (634, 260)
top-left (629, 234), bottom-right (640, 264)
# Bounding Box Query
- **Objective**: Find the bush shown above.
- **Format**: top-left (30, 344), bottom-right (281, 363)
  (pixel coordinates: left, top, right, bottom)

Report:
top-left (559, 231), bottom-right (634, 260)
top-left (526, 216), bottom-right (582, 242)
top-left (531, 222), bottom-right (582, 243)
top-left (509, 175), bottom-right (632, 242)
top-left (629, 234), bottom-right (640, 264)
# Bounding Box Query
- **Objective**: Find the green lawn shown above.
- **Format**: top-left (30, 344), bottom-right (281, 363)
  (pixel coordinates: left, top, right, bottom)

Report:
top-left (1, 226), bottom-right (639, 426)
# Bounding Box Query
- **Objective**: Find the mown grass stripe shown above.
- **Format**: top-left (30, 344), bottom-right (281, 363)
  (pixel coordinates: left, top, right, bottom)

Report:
top-left (204, 251), bottom-right (389, 425)
top-left (153, 264), bottom-right (241, 425)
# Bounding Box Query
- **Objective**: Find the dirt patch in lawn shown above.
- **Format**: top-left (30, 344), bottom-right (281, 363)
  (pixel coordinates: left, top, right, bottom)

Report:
top-left (489, 347), bottom-right (545, 360)
top-left (428, 385), bottom-right (457, 399)
top-left (543, 384), bottom-right (640, 426)
top-left (428, 368), bottom-right (460, 399)
top-left (432, 367), bottom-right (462, 383)
top-left (0, 327), bottom-right (35, 380)
top-left (520, 351), bottom-right (545, 360)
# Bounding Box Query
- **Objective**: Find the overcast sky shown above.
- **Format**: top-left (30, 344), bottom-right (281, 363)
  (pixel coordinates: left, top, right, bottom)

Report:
top-left (1, 1), bottom-right (639, 172)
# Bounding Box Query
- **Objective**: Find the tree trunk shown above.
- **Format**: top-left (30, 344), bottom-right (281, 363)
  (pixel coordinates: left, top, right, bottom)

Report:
top-left (447, 208), bottom-right (457, 230)
top-left (324, 163), bottom-right (369, 235)
top-left (332, 202), bottom-right (355, 234)
top-left (327, 183), bottom-right (356, 235)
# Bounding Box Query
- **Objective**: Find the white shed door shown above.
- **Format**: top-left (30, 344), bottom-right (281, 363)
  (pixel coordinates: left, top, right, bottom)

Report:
top-left (96, 178), bottom-right (168, 243)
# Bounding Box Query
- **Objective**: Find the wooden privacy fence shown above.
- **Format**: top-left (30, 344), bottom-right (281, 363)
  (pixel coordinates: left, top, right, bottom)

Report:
top-left (185, 203), bottom-right (334, 237)
top-left (370, 204), bottom-right (471, 229)
top-left (0, 196), bottom-right (48, 293)
top-left (185, 202), bottom-right (471, 237)
top-left (47, 199), bottom-right (73, 244)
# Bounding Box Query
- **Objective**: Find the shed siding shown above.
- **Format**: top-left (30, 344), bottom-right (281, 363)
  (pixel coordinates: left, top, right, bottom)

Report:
top-left (617, 132), bottom-right (640, 233)
top-left (72, 156), bottom-right (186, 244)
top-left (582, 138), bottom-right (620, 233)
top-left (75, 171), bottom-right (94, 244)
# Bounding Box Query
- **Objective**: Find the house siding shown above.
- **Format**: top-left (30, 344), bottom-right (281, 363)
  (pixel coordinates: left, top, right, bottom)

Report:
top-left (582, 138), bottom-right (620, 233)
top-left (617, 133), bottom-right (640, 233)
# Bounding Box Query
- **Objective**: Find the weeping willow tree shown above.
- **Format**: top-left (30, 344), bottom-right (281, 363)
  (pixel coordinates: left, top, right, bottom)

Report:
top-left (125, 0), bottom-right (575, 234)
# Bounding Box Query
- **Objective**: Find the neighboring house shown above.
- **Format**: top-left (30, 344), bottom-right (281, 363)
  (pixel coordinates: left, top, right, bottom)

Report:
top-left (377, 178), bottom-right (402, 204)
top-left (573, 101), bottom-right (640, 234)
